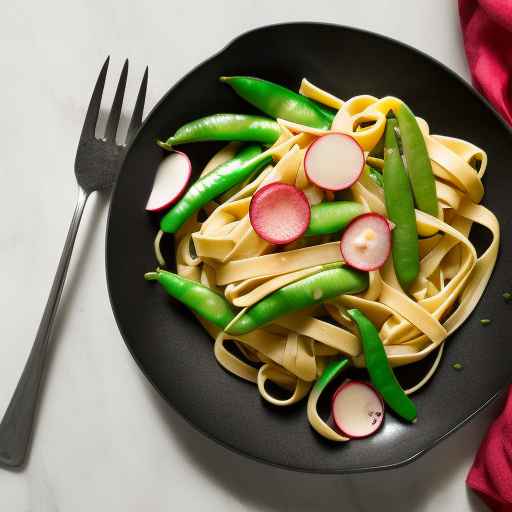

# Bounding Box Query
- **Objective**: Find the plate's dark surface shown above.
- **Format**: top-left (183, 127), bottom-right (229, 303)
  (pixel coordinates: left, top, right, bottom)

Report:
top-left (106, 23), bottom-right (511, 473)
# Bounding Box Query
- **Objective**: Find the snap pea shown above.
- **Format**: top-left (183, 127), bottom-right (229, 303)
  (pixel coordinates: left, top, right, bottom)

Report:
top-left (366, 165), bottom-right (383, 188)
top-left (226, 264), bottom-right (368, 335)
top-left (307, 357), bottom-right (351, 442)
top-left (160, 144), bottom-right (269, 233)
top-left (305, 201), bottom-right (364, 236)
top-left (347, 309), bottom-right (417, 422)
top-left (158, 114), bottom-right (281, 148)
top-left (218, 164), bottom-right (262, 203)
top-left (383, 119), bottom-right (419, 290)
top-left (220, 76), bottom-right (333, 129)
top-left (394, 102), bottom-right (439, 217)
top-left (145, 269), bottom-right (236, 329)
top-left (309, 99), bottom-right (338, 122)
top-left (313, 357), bottom-right (350, 394)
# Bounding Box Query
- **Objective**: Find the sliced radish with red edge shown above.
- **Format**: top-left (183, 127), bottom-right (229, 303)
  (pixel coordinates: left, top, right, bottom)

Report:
top-left (304, 133), bottom-right (364, 191)
top-left (249, 183), bottom-right (310, 244)
top-left (146, 150), bottom-right (191, 212)
top-left (340, 213), bottom-right (391, 271)
top-left (332, 380), bottom-right (384, 439)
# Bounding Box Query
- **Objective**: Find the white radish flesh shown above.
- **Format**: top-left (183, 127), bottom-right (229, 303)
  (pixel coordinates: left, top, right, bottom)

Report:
top-left (146, 151), bottom-right (191, 212)
top-left (249, 183), bottom-right (310, 245)
top-left (332, 381), bottom-right (384, 439)
top-left (340, 213), bottom-right (391, 271)
top-left (304, 133), bottom-right (364, 191)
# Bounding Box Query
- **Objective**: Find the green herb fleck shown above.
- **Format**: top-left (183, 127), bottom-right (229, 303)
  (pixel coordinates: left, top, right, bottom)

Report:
top-left (452, 363), bottom-right (463, 371)
top-left (503, 292), bottom-right (512, 303)
top-left (480, 318), bottom-right (491, 326)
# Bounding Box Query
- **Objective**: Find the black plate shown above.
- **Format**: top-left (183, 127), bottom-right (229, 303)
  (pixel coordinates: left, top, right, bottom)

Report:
top-left (106, 23), bottom-right (511, 473)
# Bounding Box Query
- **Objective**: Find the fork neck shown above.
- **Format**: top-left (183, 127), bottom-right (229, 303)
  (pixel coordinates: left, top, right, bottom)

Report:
top-left (77, 186), bottom-right (90, 208)
top-left (70, 187), bottom-right (90, 239)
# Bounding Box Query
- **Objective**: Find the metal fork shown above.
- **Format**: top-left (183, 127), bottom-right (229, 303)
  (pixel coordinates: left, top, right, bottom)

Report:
top-left (0, 57), bottom-right (148, 469)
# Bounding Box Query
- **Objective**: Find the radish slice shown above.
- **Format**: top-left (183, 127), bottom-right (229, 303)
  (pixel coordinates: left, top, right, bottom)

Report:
top-left (304, 133), bottom-right (364, 191)
top-left (146, 151), bottom-right (191, 212)
top-left (340, 213), bottom-right (391, 271)
top-left (332, 381), bottom-right (384, 439)
top-left (249, 183), bottom-right (310, 244)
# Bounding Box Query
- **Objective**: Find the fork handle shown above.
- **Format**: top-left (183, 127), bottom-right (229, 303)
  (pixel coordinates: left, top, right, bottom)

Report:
top-left (0, 186), bottom-right (89, 468)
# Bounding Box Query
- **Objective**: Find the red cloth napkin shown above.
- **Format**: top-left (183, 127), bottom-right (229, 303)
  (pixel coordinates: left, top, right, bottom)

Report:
top-left (459, 0), bottom-right (512, 125)
top-left (459, 2), bottom-right (512, 509)
top-left (466, 386), bottom-right (512, 510)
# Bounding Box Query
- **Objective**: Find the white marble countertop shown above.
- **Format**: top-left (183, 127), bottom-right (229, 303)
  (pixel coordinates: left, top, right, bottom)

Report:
top-left (0, 1), bottom-right (501, 510)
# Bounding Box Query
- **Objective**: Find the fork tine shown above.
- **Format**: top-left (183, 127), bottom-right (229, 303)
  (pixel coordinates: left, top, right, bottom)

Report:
top-left (126, 66), bottom-right (148, 145)
top-left (104, 59), bottom-right (129, 142)
top-left (80, 56), bottom-right (109, 140)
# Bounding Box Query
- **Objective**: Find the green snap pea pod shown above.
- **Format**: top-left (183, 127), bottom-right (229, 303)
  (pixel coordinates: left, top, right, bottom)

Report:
top-left (394, 102), bottom-right (439, 217)
top-left (383, 119), bottom-right (420, 290)
top-left (307, 357), bottom-right (351, 442)
top-left (309, 99), bottom-right (338, 122)
top-left (347, 309), bottom-right (417, 422)
top-left (366, 165), bottom-right (383, 188)
top-left (158, 114), bottom-right (281, 148)
top-left (220, 76), bottom-right (333, 129)
top-left (226, 264), bottom-right (368, 335)
top-left (305, 201), bottom-right (364, 236)
top-left (160, 144), bottom-right (269, 233)
top-left (145, 269), bottom-right (236, 329)
top-left (313, 358), bottom-right (350, 394)
top-left (218, 164), bottom-right (263, 203)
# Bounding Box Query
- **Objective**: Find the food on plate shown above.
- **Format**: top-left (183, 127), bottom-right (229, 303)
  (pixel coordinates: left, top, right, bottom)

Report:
top-left (331, 380), bottom-right (385, 438)
top-left (157, 113), bottom-right (281, 148)
top-left (220, 75), bottom-right (334, 129)
top-left (305, 201), bottom-right (364, 236)
top-left (249, 182), bottom-right (310, 244)
top-left (144, 268), bottom-right (236, 329)
top-left (145, 151), bottom-right (191, 212)
top-left (225, 264), bottom-right (368, 336)
top-left (144, 76), bottom-right (500, 442)
top-left (339, 213), bottom-right (391, 272)
top-left (367, 165), bottom-right (383, 187)
top-left (394, 101), bottom-right (439, 220)
top-left (304, 133), bottom-right (364, 191)
top-left (160, 144), bottom-right (267, 233)
top-left (348, 308), bottom-right (416, 422)
top-left (382, 119), bottom-right (420, 289)
top-left (307, 358), bottom-right (351, 441)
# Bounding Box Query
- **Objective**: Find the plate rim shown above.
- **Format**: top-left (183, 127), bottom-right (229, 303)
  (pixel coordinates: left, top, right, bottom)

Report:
top-left (105, 21), bottom-right (509, 474)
